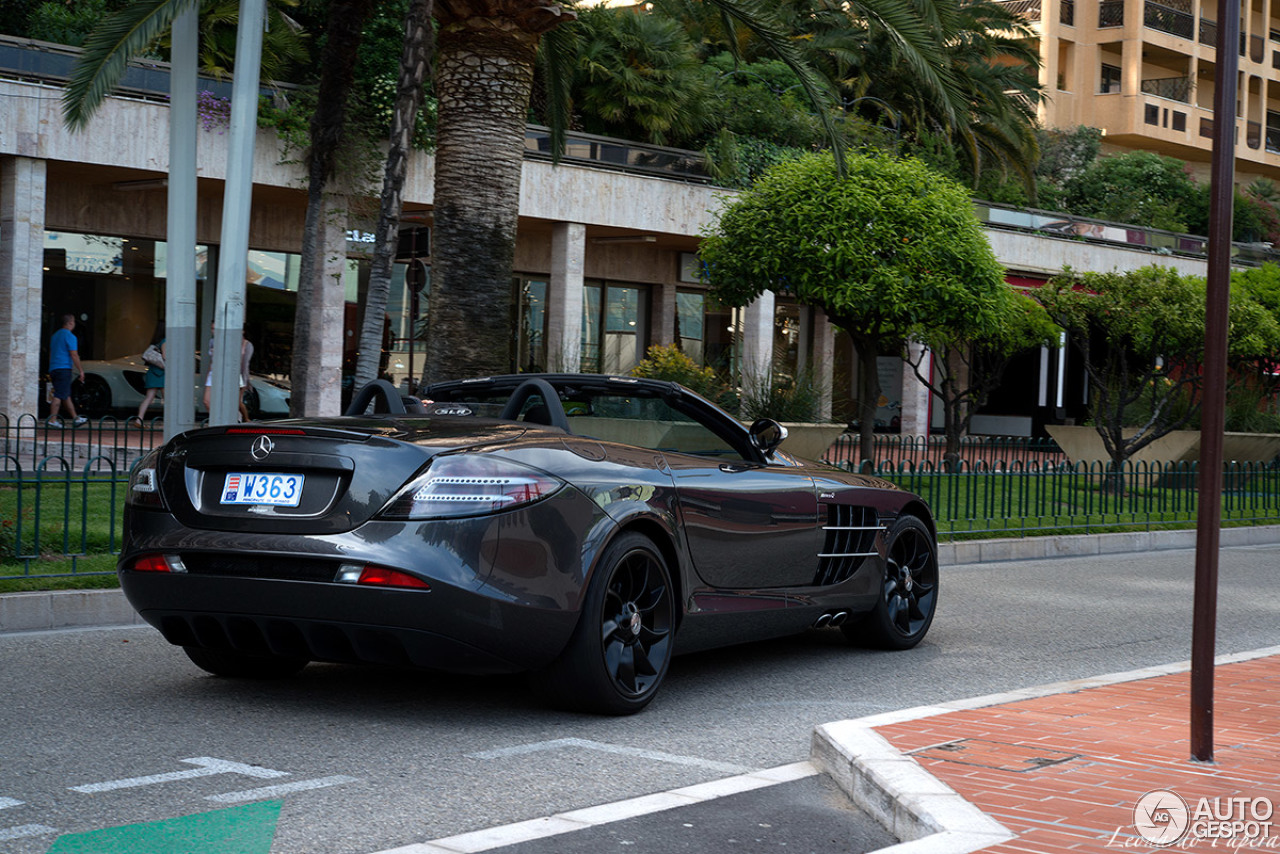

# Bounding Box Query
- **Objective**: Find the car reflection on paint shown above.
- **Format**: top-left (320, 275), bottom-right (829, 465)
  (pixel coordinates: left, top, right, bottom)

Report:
top-left (118, 374), bottom-right (939, 714)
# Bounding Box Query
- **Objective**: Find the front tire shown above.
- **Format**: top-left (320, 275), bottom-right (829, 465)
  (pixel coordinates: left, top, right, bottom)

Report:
top-left (536, 532), bottom-right (675, 715)
top-left (183, 646), bottom-right (308, 679)
top-left (844, 515), bottom-right (938, 650)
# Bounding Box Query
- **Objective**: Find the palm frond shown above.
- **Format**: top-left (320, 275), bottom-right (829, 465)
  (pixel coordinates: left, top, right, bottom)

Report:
top-left (700, 0), bottom-right (845, 171)
top-left (63, 0), bottom-right (201, 130)
top-left (539, 21), bottom-right (580, 162)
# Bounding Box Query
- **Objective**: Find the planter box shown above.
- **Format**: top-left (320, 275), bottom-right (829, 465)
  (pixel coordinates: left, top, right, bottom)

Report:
top-left (779, 423), bottom-right (847, 461)
top-left (1046, 425), bottom-right (1280, 465)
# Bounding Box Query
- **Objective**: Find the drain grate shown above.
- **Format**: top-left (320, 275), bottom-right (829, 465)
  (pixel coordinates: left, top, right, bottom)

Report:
top-left (909, 739), bottom-right (1080, 772)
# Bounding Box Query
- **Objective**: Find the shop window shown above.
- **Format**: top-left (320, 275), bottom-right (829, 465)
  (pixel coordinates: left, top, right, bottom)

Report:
top-left (1100, 63), bottom-right (1122, 93)
top-left (581, 281), bottom-right (648, 374)
top-left (512, 277), bottom-right (547, 373)
top-left (676, 290), bottom-right (705, 362)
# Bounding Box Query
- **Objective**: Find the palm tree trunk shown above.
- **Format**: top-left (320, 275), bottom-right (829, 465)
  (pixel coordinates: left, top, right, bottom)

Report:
top-left (426, 0), bottom-right (573, 382)
top-left (356, 0), bottom-right (435, 392)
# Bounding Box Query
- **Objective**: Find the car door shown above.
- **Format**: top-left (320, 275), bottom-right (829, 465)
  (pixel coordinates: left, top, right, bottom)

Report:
top-left (660, 423), bottom-right (821, 589)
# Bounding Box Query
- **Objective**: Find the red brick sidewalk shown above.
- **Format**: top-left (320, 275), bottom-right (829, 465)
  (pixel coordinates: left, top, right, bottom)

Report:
top-left (875, 654), bottom-right (1280, 852)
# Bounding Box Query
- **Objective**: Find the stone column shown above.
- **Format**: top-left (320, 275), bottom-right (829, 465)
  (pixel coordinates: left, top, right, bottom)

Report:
top-left (547, 222), bottom-right (585, 372)
top-left (899, 341), bottom-right (934, 437)
top-left (740, 291), bottom-right (775, 394)
top-left (0, 156), bottom-right (47, 420)
top-left (315, 208), bottom-right (348, 415)
top-left (652, 281), bottom-right (676, 348)
top-left (295, 200), bottom-right (348, 416)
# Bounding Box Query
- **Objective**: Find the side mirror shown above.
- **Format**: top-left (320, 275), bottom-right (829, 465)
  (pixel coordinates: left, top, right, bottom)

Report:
top-left (748, 418), bottom-right (788, 455)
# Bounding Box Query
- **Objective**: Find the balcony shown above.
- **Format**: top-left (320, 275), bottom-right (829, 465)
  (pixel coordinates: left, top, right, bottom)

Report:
top-left (1144, 0), bottom-right (1195, 38)
top-left (1140, 76), bottom-right (1193, 102)
top-left (1099, 0), bottom-right (1124, 27)
top-left (999, 0), bottom-right (1043, 21)
top-left (1200, 18), bottom-right (1217, 45)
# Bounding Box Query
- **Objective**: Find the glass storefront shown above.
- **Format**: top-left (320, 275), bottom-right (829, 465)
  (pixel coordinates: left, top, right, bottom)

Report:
top-left (582, 281), bottom-right (648, 374)
top-left (513, 277), bottom-right (548, 372)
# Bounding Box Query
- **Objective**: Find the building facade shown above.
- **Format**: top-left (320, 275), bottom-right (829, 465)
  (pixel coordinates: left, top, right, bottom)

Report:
top-left (0, 37), bottom-right (1227, 438)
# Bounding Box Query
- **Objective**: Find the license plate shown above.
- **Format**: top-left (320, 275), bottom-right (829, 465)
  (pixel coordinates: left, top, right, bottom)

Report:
top-left (220, 472), bottom-right (304, 506)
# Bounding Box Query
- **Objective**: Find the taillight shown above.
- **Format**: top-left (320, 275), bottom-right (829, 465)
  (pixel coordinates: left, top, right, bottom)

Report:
top-left (127, 450), bottom-right (165, 509)
top-left (379, 454), bottom-right (563, 520)
top-left (129, 554), bottom-right (187, 573)
top-left (335, 563), bottom-right (429, 589)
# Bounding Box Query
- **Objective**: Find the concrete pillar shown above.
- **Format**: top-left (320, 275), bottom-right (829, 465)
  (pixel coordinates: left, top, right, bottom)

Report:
top-left (652, 281), bottom-right (676, 347)
top-left (296, 200), bottom-right (348, 416)
top-left (547, 222), bottom-right (585, 372)
top-left (0, 156), bottom-right (47, 420)
top-left (812, 310), bottom-right (835, 422)
top-left (899, 341), bottom-right (934, 437)
top-left (740, 291), bottom-right (775, 394)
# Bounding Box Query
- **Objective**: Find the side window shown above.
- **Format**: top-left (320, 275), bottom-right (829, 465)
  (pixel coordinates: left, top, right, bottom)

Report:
top-left (568, 394), bottom-right (747, 459)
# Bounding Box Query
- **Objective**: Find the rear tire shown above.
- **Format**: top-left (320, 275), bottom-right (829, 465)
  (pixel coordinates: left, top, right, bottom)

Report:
top-left (535, 532), bottom-right (675, 715)
top-left (73, 376), bottom-right (111, 417)
top-left (843, 514), bottom-right (938, 650)
top-left (183, 646), bottom-right (308, 679)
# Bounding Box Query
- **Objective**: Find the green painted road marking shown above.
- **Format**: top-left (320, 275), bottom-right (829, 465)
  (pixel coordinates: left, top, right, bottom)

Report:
top-left (45, 800), bottom-right (281, 854)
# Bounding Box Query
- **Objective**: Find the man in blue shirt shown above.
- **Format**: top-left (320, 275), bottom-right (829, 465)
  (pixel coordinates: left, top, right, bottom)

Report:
top-left (48, 313), bottom-right (87, 428)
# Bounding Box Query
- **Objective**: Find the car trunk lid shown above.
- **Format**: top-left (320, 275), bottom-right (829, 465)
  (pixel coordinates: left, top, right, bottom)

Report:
top-left (157, 419), bottom-right (528, 534)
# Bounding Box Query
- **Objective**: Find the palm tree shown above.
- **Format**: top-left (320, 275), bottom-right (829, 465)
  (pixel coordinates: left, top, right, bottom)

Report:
top-left (353, 0), bottom-right (434, 391)
top-left (570, 4), bottom-right (711, 146)
top-left (62, 0), bottom-right (309, 128)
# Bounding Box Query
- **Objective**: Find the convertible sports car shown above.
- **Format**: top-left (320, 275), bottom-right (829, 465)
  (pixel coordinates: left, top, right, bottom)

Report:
top-left (119, 373), bottom-right (939, 714)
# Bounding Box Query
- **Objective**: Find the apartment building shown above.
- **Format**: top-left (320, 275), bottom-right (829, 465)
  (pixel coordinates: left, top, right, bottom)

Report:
top-left (1021, 0), bottom-right (1280, 182)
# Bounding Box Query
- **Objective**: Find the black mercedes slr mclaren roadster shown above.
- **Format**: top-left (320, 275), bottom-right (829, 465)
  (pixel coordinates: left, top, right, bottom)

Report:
top-left (119, 374), bottom-right (939, 714)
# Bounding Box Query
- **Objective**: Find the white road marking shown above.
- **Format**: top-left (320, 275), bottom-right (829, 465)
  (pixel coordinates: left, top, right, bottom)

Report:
top-left (370, 762), bottom-right (817, 854)
top-left (467, 738), bottom-right (753, 775)
top-left (0, 798), bottom-right (22, 809)
top-left (206, 775), bottom-right (360, 803)
top-left (69, 757), bottom-right (289, 793)
top-left (0, 824), bottom-right (58, 841)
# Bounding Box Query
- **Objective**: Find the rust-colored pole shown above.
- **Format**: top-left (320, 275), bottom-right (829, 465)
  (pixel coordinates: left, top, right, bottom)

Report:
top-left (1193, 0), bottom-right (1240, 763)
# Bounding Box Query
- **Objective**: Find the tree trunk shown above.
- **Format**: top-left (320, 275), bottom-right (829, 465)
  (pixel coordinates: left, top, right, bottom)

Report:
top-left (851, 335), bottom-right (880, 470)
top-left (291, 0), bottom-right (373, 415)
top-left (426, 0), bottom-right (573, 382)
top-left (355, 0), bottom-right (435, 392)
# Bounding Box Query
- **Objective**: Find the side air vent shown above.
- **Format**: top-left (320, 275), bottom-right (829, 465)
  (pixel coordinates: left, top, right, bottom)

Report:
top-left (814, 505), bottom-right (883, 586)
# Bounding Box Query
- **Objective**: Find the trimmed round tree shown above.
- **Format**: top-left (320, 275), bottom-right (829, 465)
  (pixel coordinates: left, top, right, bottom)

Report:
top-left (699, 151), bottom-right (1008, 460)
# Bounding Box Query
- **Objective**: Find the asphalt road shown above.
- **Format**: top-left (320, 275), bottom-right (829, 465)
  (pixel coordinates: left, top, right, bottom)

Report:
top-left (2, 544), bottom-right (1278, 854)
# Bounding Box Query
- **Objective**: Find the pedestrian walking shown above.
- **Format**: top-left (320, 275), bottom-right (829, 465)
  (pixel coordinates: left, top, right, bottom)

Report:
top-left (47, 313), bottom-right (88, 428)
top-left (132, 322), bottom-right (166, 425)
top-left (203, 325), bottom-right (254, 422)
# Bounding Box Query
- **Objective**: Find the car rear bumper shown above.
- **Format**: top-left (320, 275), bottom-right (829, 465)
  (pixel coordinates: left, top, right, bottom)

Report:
top-left (119, 571), bottom-right (578, 674)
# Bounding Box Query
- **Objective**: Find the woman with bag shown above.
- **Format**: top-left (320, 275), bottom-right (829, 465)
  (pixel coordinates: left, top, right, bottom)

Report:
top-left (132, 322), bottom-right (165, 425)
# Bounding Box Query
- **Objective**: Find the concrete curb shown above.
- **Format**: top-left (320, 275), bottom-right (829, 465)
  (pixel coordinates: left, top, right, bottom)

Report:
top-left (0, 589), bottom-right (145, 634)
top-left (935, 523), bottom-right (1280, 567)
top-left (811, 723), bottom-right (1013, 854)
top-left (3, 525), bottom-right (1278, 634)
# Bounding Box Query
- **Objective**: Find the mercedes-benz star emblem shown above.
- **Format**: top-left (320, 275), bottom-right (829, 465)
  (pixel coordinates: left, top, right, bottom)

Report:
top-left (250, 435), bottom-right (275, 461)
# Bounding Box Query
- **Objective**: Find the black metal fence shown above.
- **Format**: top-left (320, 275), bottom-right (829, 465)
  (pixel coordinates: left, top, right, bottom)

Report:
top-left (3, 419), bottom-right (1279, 579)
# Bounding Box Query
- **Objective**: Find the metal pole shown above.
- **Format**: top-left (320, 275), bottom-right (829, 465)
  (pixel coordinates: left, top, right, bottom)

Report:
top-left (164, 7), bottom-right (199, 440)
top-left (210, 0), bottom-right (266, 425)
top-left (1192, 0), bottom-right (1240, 763)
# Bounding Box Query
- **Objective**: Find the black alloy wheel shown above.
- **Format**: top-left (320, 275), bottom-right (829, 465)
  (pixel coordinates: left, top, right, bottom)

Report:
top-left (72, 376), bottom-right (111, 417)
top-left (537, 532), bottom-right (675, 715)
top-left (845, 515), bottom-right (938, 650)
top-left (183, 646), bottom-right (308, 679)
